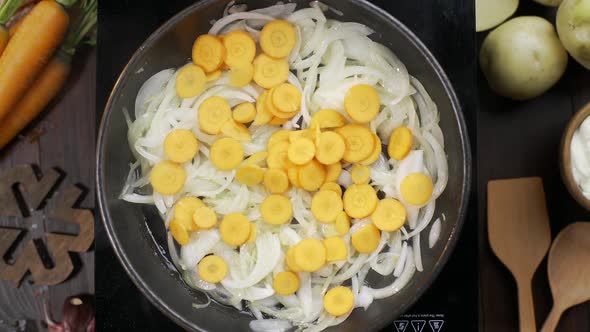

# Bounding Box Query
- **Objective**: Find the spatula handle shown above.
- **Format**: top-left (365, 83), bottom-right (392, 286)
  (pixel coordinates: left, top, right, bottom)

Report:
top-left (540, 305), bottom-right (564, 332)
top-left (517, 280), bottom-right (536, 332)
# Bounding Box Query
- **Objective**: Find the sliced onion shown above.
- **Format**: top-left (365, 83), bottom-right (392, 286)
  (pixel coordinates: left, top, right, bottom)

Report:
top-left (370, 252), bottom-right (397, 276)
top-left (249, 319), bottom-right (292, 332)
top-left (221, 233), bottom-right (281, 289)
top-left (413, 234), bottom-right (423, 272)
top-left (209, 12), bottom-right (275, 35)
top-left (180, 230), bottom-right (220, 270)
top-left (369, 246), bottom-right (416, 299)
top-left (135, 69), bottom-right (175, 119)
top-left (429, 218), bottom-right (441, 248)
top-left (393, 242), bottom-right (408, 277)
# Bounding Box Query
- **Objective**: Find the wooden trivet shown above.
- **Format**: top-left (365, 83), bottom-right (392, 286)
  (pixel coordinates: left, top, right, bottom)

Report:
top-left (0, 165), bottom-right (94, 287)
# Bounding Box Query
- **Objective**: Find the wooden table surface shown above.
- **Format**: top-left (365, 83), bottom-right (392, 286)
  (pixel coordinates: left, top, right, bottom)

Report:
top-left (0, 48), bottom-right (96, 324)
top-left (477, 2), bottom-right (590, 331)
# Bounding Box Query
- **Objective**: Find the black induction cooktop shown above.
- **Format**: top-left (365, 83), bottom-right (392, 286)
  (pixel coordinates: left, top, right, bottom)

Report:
top-left (96, 1), bottom-right (477, 331)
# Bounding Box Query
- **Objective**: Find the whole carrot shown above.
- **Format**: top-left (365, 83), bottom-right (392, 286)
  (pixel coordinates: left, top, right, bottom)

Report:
top-left (0, 0), bottom-right (24, 54)
top-left (0, 27), bottom-right (6, 54)
top-left (0, 52), bottom-right (69, 148)
top-left (0, 0), bottom-right (74, 122)
top-left (8, 2), bottom-right (34, 38)
top-left (0, 0), bottom-right (96, 149)
top-left (8, 14), bottom-right (23, 37)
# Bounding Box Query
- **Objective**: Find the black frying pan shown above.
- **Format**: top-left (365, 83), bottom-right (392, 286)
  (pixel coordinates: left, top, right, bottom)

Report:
top-left (96, 1), bottom-right (471, 330)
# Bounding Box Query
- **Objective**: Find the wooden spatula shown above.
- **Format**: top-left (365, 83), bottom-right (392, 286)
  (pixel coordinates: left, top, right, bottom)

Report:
top-left (540, 222), bottom-right (590, 332)
top-left (488, 177), bottom-right (552, 332)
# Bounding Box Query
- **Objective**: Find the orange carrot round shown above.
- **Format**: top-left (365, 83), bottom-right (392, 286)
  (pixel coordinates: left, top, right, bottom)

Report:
top-left (0, 0), bottom-right (70, 122)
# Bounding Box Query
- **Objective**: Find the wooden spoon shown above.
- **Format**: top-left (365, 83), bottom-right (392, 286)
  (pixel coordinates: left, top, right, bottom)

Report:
top-left (541, 222), bottom-right (590, 332)
top-left (488, 177), bottom-right (552, 332)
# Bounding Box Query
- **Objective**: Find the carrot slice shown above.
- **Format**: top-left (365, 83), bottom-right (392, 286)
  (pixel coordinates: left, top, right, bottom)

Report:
top-left (193, 206), bottom-right (218, 229)
top-left (198, 255), bottom-right (228, 283)
top-left (206, 69), bottom-right (222, 82)
top-left (175, 64), bottom-right (206, 98)
top-left (266, 87), bottom-right (298, 119)
top-left (285, 246), bottom-right (302, 272)
top-left (287, 137), bottom-right (316, 165)
top-left (335, 124), bottom-right (374, 163)
top-left (244, 151), bottom-right (268, 166)
top-left (198, 96), bottom-right (232, 135)
top-left (324, 237), bottom-right (348, 262)
top-left (351, 164), bottom-right (370, 184)
top-left (222, 30), bottom-right (256, 67)
top-left (236, 164), bottom-right (264, 186)
top-left (287, 166), bottom-right (301, 188)
top-left (260, 20), bottom-right (297, 58)
top-left (372, 198), bottom-right (406, 231)
top-left (334, 211), bottom-right (350, 235)
top-left (388, 126), bottom-right (413, 160)
top-left (268, 129), bottom-right (290, 149)
top-left (294, 238), bottom-right (326, 272)
top-left (233, 102), bottom-right (256, 123)
top-left (210, 137), bottom-right (244, 171)
top-left (253, 90), bottom-right (273, 126)
top-left (219, 213), bottom-right (250, 246)
top-left (324, 286), bottom-right (354, 316)
top-left (298, 159), bottom-right (326, 191)
top-left (351, 224), bottom-right (380, 253)
top-left (264, 168), bottom-right (290, 194)
top-left (267, 141), bottom-right (290, 170)
top-left (253, 53), bottom-right (289, 89)
top-left (344, 84), bottom-right (381, 123)
top-left (174, 196), bottom-right (205, 231)
top-left (311, 190), bottom-right (343, 223)
top-left (359, 134), bottom-right (382, 166)
top-left (288, 128), bottom-right (318, 144)
top-left (221, 120), bottom-right (252, 142)
top-left (192, 34), bottom-right (226, 73)
top-left (150, 161), bottom-right (187, 196)
top-left (272, 83), bottom-right (301, 113)
top-left (169, 219), bottom-right (190, 246)
top-left (269, 116), bottom-right (290, 126)
top-left (229, 62), bottom-right (254, 87)
top-left (325, 162), bottom-right (342, 183)
top-left (315, 131), bottom-right (345, 165)
top-left (164, 129), bottom-right (199, 163)
top-left (343, 183), bottom-right (378, 219)
top-left (273, 271), bottom-right (300, 295)
top-left (261, 194), bottom-right (293, 225)
top-left (311, 109), bottom-right (346, 129)
top-left (320, 182), bottom-right (342, 197)
top-left (400, 173), bottom-right (433, 206)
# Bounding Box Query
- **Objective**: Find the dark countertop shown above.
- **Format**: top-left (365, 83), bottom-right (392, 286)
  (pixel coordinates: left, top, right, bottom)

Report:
top-left (96, 0), bottom-right (477, 331)
top-left (477, 2), bottom-right (590, 332)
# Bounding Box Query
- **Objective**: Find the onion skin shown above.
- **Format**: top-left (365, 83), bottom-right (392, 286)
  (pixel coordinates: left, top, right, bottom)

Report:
top-left (557, 0), bottom-right (590, 70)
